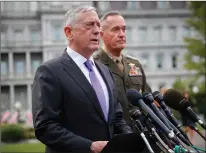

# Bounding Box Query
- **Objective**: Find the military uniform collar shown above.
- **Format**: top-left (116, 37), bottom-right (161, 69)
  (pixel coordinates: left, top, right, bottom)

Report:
top-left (103, 48), bottom-right (123, 63)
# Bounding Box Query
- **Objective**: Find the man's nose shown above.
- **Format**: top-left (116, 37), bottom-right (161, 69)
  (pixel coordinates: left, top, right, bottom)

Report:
top-left (93, 24), bottom-right (100, 35)
top-left (119, 29), bottom-right (125, 37)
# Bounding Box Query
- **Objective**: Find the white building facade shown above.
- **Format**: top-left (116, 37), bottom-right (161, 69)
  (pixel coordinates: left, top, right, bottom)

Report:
top-left (1, 1), bottom-right (195, 112)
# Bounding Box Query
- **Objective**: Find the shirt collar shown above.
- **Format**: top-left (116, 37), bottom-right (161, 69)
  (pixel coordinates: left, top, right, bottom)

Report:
top-left (66, 46), bottom-right (95, 66)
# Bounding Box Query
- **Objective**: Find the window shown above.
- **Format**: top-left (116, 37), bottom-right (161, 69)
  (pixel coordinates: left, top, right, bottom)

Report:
top-left (141, 53), bottom-right (149, 69)
top-left (128, 1), bottom-right (136, 10)
top-left (52, 24), bottom-right (63, 41)
top-left (110, 1), bottom-right (127, 10)
top-left (126, 27), bottom-right (132, 42)
top-left (31, 30), bottom-right (40, 44)
top-left (15, 61), bottom-right (24, 74)
top-left (172, 54), bottom-right (178, 68)
top-left (182, 26), bottom-right (190, 38)
top-left (170, 2), bottom-right (186, 9)
top-left (1, 61), bottom-right (7, 75)
top-left (14, 29), bottom-right (23, 42)
top-left (169, 26), bottom-right (177, 41)
top-left (140, 1), bottom-right (157, 9)
top-left (32, 60), bottom-right (40, 73)
top-left (154, 26), bottom-right (162, 42)
top-left (158, 1), bottom-right (167, 9)
top-left (1, 31), bottom-right (6, 45)
top-left (156, 53), bottom-right (164, 69)
top-left (1, 86), bottom-right (10, 110)
top-left (139, 27), bottom-right (147, 42)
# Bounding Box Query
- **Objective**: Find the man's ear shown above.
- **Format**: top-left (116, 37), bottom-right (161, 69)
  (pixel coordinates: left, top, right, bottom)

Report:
top-left (100, 31), bottom-right (104, 38)
top-left (64, 26), bottom-right (73, 40)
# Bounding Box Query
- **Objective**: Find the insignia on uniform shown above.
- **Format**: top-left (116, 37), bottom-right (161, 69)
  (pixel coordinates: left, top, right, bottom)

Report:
top-left (128, 63), bottom-right (142, 76)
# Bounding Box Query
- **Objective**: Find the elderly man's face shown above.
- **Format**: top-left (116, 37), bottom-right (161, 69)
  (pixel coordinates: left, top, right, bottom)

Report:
top-left (68, 11), bottom-right (100, 53)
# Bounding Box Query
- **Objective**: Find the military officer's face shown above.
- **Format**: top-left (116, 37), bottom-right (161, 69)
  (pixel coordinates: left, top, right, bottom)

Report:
top-left (100, 15), bottom-right (126, 53)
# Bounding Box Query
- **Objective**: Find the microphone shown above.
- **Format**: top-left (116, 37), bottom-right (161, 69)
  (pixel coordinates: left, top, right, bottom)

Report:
top-left (142, 92), bottom-right (191, 146)
top-left (163, 88), bottom-right (206, 130)
top-left (153, 91), bottom-right (190, 141)
top-left (143, 92), bottom-right (173, 131)
top-left (126, 89), bottom-right (175, 140)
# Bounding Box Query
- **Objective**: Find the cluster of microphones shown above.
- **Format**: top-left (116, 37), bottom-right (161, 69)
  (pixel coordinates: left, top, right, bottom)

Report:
top-left (126, 88), bottom-right (206, 153)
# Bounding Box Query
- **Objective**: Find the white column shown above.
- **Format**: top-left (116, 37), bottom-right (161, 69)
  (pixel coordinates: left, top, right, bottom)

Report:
top-left (9, 52), bottom-right (14, 78)
top-left (26, 52), bottom-right (31, 77)
top-left (27, 84), bottom-right (32, 110)
top-left (25, 25), bottom-right (29, 45)
top-left (10, 85), bottom-right (15, 110)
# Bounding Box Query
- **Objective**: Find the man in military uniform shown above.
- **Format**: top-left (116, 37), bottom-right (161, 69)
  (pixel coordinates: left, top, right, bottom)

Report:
top-left (94, 11), bottom-right (151, 126)
top-left (94, 11), bottom-right (163, 153)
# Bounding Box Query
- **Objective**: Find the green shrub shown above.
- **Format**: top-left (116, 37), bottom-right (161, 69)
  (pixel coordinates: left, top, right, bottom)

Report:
top-left (1, 124), bottom-right (25, 142)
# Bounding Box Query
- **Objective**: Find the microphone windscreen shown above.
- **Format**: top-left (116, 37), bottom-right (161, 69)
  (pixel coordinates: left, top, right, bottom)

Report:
top-left (126, 89), bottom-right (142, 106)
top-left (163, 89), bottom-right (190, 110)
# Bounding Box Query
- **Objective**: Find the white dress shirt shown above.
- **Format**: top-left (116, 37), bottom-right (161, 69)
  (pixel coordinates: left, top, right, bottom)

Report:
top-left (66, 47), bottom-right (109, 114)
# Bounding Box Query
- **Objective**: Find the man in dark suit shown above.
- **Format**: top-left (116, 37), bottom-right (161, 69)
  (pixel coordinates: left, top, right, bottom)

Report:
top-left (32, 6), bottom-right (132, 153)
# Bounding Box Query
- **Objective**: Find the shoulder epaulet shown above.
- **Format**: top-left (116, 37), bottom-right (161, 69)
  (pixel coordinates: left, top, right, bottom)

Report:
top-left (125, 55), bottom-right (138, 61)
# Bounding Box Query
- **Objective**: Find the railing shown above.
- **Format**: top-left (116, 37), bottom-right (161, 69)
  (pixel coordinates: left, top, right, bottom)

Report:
top-left (1, 10), bottom-right (38, 18)
top-left (1, 41), bottom-right (42, 48)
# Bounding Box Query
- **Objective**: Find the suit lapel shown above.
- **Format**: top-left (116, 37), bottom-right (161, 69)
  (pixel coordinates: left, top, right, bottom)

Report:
top-left (60, 50), bottom-right (106, 122)
top-left (98, 50), bottom-right (123, 78)
top-left (95, 61), bottom-right (114, 124)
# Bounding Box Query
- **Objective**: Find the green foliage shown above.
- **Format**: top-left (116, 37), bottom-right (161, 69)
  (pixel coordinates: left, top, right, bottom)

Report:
top-left (1, 143), bottom-right (45, 153)
top-left (184, 1), bottom-right (206, 94)
top-left (1, 124), bottom-right (25, 142)
top-left (1, 124), bottom-right (36, 142)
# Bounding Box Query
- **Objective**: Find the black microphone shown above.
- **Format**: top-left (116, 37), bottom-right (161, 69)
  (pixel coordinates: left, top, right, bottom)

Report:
top-left (163, 88), bottom-right (206, 130)
top-left (153, 91), bottom-right (190, 141)
top-left (126, 89), bottom-right (175, 140)
top-left (143, 92), bottom-right (173, 131)
top-left (142, 92), bottom-right (191, 146)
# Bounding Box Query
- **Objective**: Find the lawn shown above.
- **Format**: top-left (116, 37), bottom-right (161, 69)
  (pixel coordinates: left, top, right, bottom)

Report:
top-left (1, 143), bottom-right (45, 153)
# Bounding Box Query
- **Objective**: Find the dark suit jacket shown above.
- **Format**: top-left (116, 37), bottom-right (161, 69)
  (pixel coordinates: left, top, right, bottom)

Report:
top-left (32, 49), bottom-right (132, 153)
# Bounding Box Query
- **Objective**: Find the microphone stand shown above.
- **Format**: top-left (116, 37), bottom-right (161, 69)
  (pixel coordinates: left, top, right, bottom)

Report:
top-left (144, 117), bottom-right (174, 153)
top-left (130, 109), bottom-right (155, 153)
top-left (188, 124), bottom-right (206, 141)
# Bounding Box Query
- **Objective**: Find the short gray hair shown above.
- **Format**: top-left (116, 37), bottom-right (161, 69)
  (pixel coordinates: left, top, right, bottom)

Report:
top-left (100, 11), bottom-right (122, 31)
top-left (64, 5), bottom-right (96, 26)
top-left (100, 11), bottom-right (121, 23)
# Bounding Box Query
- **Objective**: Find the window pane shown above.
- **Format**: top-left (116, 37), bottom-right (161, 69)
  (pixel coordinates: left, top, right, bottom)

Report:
top-left (154, 26), bottom-right (162, 41)
top-left (141, 54), bottom-right (149, 69)
top-left (140, 1), bottom-right (157, 9)
top-left (172, 54), bottom-right (177, 68)
top-left (156, 53), bottom-right (163, 69)
top-left (110, 1), bottom-right (127, 10)
top-left (128, 1), bottom-right (136, 10)
top-left (158, 1), bottom-right (167, 9)
top-left (169, 26), bottom-right (177, 41)
top-left (126, 27), bottom-right (132, 42)
top-left (31, 30), bottom-right (40, 44)
top-left (139, 27), bottom-right (147, 42)
top-left (53, 24), bottom-right (62, 41)
top-left (1, 61), bottom-right (7, 75)
top-left (15, 61), bottom-right (24, 74)
top-left (183, 26), bottom-right (190, 38)
top-left (170, 2), bottom-right (186, 9)
top-left (32, 60), bottom-right (40, 72)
